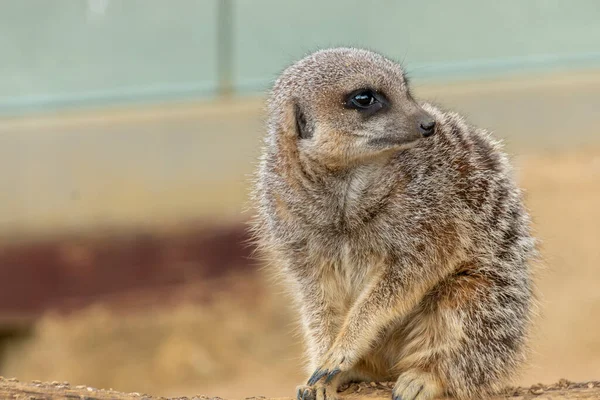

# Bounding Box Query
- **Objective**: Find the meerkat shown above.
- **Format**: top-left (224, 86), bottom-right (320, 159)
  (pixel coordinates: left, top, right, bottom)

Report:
top-left (250, 48), bottom-right (536, 400)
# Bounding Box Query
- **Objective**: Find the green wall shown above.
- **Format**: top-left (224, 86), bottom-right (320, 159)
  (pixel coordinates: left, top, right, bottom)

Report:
top-left (1, 0), bottom-right (600, 115)
top-left (0, 0), bottom-right (219, 114)
top-left (234, 1), bottom-right (600, 89)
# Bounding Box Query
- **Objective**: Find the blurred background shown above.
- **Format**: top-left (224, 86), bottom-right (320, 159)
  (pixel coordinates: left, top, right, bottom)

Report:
top-left (0, 1), bottom-right (599, 399)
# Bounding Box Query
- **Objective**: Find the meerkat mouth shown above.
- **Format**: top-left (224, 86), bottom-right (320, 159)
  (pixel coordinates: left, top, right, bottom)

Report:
top-left (368, 136), bottom-right (420, 149)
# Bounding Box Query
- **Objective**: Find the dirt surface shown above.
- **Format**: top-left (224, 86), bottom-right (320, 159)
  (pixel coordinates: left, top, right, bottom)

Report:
top-left (1, 377), bottom-right (600, 400)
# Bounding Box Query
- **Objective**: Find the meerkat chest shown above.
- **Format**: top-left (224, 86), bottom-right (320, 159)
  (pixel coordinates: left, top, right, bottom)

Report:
top-left (314, 237), bottom-right (380, 303)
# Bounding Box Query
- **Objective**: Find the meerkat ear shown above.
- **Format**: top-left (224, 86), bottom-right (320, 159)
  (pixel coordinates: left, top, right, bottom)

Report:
top-left (294, 103), bottom-right (313, 139)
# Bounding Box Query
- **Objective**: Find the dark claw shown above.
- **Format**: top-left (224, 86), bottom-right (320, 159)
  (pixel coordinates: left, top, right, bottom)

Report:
top-left (307, 369), bottom-right (328, 386)
top-left (307, 368), bottom-right (321, 385)
top-left (324, 367), bottom-right (341, 383)
top-left (297, 387), bottom-right (310, 400)
top-left (393, 395), bottom-right (403, 400)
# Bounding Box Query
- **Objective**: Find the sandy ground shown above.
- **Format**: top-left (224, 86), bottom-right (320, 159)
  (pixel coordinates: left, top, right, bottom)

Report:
top-left (0, 148), bottom-right (599, 400)
top-left (1, 378), bottom-right (600, 400)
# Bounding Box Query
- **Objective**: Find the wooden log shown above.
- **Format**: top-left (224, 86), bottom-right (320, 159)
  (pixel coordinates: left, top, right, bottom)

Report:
top-left (1, 377), bottom-right (599, 400)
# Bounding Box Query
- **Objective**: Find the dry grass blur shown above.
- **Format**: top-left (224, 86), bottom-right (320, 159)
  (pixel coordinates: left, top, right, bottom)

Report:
top-left (1, 148), bottom-right (599, 399)
top-left (518, 149), bottom-right (600, 384)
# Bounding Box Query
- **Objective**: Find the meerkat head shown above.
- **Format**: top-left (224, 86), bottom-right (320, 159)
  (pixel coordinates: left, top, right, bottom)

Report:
top-left (267, 47), bottom-right (436, 169)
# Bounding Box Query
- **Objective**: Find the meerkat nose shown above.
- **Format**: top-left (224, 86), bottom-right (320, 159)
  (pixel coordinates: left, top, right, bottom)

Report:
top-left (419, 118), bottom-right (436, 138)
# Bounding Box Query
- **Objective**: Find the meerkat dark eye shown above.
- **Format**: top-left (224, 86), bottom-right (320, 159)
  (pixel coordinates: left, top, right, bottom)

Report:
top-left (344, 89), bottom-right (386, 115)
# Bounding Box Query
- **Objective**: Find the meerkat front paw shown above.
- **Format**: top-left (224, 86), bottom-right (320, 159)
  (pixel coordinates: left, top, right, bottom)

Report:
top-left (307, 348), bottom-right (354, 386)
top-left (296, 384), bottom-right (339, 400)
top-left (393, 370), bottom-right (443, 400)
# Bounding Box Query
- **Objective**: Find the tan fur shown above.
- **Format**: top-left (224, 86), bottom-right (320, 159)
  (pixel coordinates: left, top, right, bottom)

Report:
top-left (250, 48), bottom-right (536, 400)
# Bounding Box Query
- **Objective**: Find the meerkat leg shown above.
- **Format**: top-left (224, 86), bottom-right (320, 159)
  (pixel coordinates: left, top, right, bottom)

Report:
top-left (296, 309), bottom-right (342, 400)
top-left (294, 271), bottom-right (349, 400)
top-left (391, 265), bottom-right (530, 400)
top-left (389, 306), bottom-right (453, 400)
